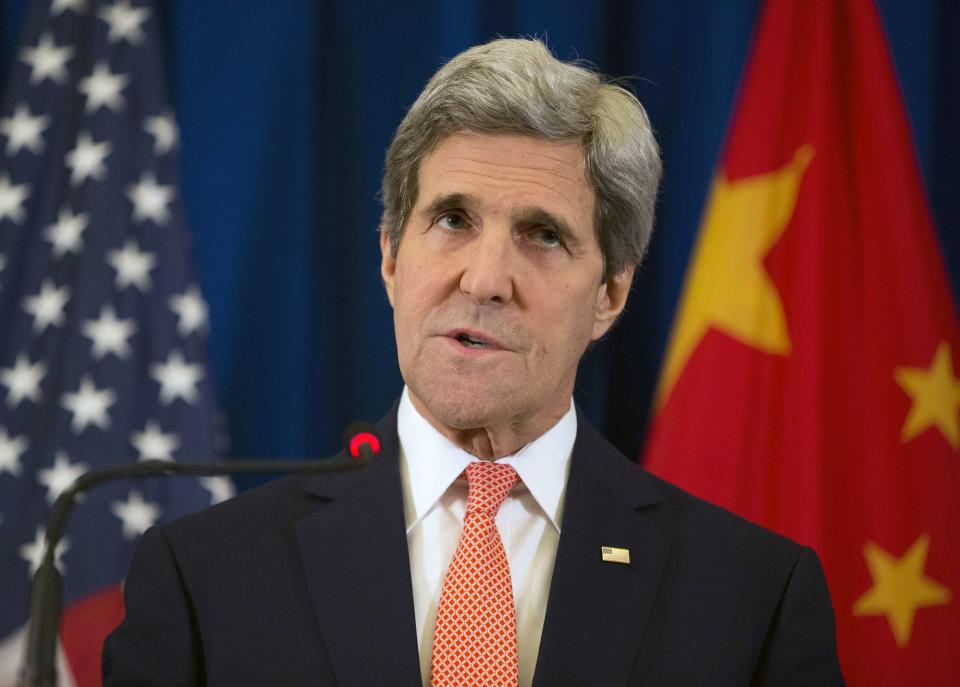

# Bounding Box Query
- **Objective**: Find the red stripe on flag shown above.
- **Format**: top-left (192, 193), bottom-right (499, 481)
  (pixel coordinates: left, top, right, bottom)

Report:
top-left (60, 584), bottom-right (125, 687)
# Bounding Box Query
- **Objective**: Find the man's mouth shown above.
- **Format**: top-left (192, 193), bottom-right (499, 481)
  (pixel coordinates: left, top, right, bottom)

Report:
top-left (447, 329), bottom-right (505, 351)
top-left (456, 332), bottom-right (489, 348)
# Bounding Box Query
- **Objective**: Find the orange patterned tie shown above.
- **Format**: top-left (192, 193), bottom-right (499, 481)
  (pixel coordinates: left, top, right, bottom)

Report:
top-left (430, 461), bottom-right (520, 687)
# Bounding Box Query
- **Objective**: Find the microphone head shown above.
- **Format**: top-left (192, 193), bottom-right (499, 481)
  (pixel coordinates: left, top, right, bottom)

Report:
top-left (342, 422), bottom-right (381, 460)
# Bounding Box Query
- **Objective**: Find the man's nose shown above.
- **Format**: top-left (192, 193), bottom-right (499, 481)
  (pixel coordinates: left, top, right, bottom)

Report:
top-left (459, 227), bottom-right (515, 305)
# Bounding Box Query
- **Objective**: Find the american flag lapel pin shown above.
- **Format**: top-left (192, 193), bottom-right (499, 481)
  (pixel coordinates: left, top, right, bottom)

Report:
top-left (601, 546), bottom-right (631, 565)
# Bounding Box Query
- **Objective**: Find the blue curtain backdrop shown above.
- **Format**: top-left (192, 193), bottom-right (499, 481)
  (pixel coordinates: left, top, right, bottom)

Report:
top-left (2, 0), bottom-right (957, 489)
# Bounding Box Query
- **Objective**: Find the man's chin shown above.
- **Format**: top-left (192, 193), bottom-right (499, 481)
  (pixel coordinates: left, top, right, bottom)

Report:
top-left (408, 380), bottom-right (516, 432)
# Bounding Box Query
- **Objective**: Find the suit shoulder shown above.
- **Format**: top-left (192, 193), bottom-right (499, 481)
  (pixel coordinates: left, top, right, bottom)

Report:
top-left (641, 468), bottom-right (806, 566)
top-left (156, 473), bottom-right (314, 551)
top-left (160, 453), bottom-right (394, 546)
top-left (576, 415), bottom-right (804, 563)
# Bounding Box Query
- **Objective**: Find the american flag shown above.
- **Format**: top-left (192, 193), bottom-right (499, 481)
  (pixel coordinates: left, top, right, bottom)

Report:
top-left (0, 1), bottom-right (231, 684)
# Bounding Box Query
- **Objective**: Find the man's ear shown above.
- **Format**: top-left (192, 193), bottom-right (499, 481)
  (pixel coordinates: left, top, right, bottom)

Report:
top-left (380, 229), bottom-right (396, 308)
top-left (591, 265), bottom-right (635, 341)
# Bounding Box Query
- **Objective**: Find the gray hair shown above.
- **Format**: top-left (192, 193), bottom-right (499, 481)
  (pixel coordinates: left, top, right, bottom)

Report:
top-left (380, 38), bottom-right (662, 278)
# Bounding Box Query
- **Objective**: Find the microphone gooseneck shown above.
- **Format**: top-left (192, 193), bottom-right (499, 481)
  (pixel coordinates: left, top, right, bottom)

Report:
top-left (19, 425), bottom-right (381, 687)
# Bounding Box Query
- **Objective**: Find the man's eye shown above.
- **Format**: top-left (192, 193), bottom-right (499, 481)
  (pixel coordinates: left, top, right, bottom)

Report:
top-left (436, 212), bottom-right (468, 231)
top-left (532, 228), bottom-right (563, 247)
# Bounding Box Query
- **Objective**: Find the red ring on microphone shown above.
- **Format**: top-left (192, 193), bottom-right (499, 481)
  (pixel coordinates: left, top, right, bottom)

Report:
top-left (349, 432), bottom-right (381, 459)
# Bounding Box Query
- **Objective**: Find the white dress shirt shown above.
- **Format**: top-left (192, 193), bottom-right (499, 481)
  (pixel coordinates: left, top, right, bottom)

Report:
top-left (397, 387), bottom-right (576, 687)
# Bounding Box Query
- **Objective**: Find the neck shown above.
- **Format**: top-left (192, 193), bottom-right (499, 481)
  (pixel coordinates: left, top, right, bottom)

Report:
top-left (407, 390), bottom-right (570, 460)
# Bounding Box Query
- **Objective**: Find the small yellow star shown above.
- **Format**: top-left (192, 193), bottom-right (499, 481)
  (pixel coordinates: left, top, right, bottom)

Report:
top-left (655, 146), bottom-right (813, 407)
top-left (853, 534), bottom-right (951, 647)
top-left (895, 341), bottom-right (960, 450)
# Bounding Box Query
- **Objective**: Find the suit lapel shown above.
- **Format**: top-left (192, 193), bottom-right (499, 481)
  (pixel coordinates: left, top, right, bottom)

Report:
top-left (295, 412), bottom-right (422, 687)
top-left (533, 416), bottom-right (671, 687)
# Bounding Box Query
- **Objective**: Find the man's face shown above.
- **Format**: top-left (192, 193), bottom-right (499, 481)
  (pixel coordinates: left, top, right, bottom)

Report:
top-left (381, 131), bottom-right (633, 435)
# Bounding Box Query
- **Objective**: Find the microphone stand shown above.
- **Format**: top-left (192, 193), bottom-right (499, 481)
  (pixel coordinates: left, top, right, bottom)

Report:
top-left (18, 453), bottom-right (373, 687)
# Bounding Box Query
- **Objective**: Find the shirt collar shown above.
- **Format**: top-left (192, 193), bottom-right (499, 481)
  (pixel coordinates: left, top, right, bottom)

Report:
top-left (397, 386), bottom-right (576, 534)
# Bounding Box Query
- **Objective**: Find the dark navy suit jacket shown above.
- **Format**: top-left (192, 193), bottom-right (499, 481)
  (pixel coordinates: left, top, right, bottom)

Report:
top-left (103, 406), bottom-right (844, 686)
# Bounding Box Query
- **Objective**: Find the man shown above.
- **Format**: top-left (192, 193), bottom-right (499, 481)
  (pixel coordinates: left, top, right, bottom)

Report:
top-left (104, 39), bottom-right (844, 686)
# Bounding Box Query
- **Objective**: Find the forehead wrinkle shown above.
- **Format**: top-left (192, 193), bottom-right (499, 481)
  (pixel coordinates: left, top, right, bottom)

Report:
top-left (449, 131), bottom-right (585, 167)
top-left (425, 165), bottom-right (592, 221)
top-left (437, 152), bottom-right (587, 190)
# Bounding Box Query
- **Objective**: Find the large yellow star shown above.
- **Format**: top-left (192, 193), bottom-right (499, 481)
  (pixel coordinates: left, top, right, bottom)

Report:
top-left (894, 341), bottom-right (960, 451)
top-left (853, 534), bottom-right (951, 647)
top-left (655, 146), bottom-right (814, 407)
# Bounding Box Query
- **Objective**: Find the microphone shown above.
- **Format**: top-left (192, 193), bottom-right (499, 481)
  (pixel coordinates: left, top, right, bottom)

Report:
top-left (18, 424), bottom-right (382, 687)
top-left (343, 421), bottom-right (381, 460)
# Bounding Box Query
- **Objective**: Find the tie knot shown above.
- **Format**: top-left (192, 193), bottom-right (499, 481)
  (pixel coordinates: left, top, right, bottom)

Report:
top-left (464, 461), bottom-right (518, 515)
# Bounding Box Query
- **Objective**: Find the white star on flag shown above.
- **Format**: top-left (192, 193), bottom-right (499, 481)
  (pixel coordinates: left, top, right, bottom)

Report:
top-left (19, 32), bottom-right (73, 85)
top-left (106, 238), bottom-right (156, 292)
top-left (150, 350), bottom-right (204, 405)
top-left (0, 354), bottom-right (47, 408)
top-left (66, 132), bottom-right (112, 185)
top-left (169, 286), bottom-right (209, 336)
top-left (19, 527), bottom-right (70, 576)
top-left (81, 305), bottom-right (136, 360)
top-left (60, 375), bottom-right (116, 433)
top-left (0, 174), bottom-right (31, 224)
top-left (78, 61), bottom-right (129, 113)
top-left (98, 0), bottom-right (150, 46)
top-left (200, 476), bottom-right (234, 505)
top-left (0, 103), bottom-right (49, 156)
top-left (51, 0), bottom-right (88, 15)
top-left (143, 113), bottom-right (178, 154)
top-left (0, 427), bottom-right (28, 477)
top-left (44, 206), bottom-right (89, 258)
top-left (126, 172), bottom-right (174, 224)
top-left (36, 451), bottom-right (89, 506)
top-left (22, 279), bottom-right (71, 334)
top-left (130, 420), bottom-right (180, 461)
top-left (110, 490), bottom-right (162, 539)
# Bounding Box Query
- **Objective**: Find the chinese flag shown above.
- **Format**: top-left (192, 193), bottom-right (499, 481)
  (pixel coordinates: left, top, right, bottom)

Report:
top-left (643, 1), bottom-right (959, 684)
